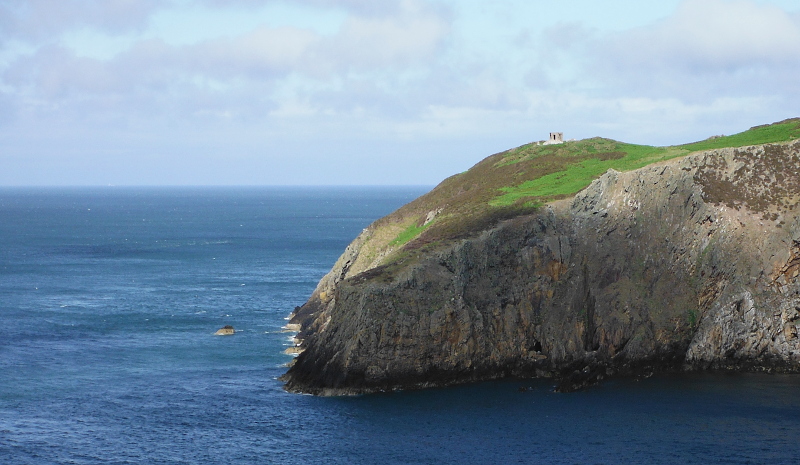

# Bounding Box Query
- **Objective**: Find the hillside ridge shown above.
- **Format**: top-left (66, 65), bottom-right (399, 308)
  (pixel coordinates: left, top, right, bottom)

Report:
top-left (327, 118), bottom-right (800, 279)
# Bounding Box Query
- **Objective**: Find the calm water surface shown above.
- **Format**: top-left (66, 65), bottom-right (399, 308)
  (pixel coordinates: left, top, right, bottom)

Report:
top-left (2, 187), bottom-right (800, 464)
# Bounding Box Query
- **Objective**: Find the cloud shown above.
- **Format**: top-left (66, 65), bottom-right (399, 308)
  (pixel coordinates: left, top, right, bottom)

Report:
top-left (319, 9), bottom-right (449, 70)
top-left (198, 0), bottom-right (415, 17)
top-left (4, 0), bottom-right (448, 80)
top-left (184, 3), bottom-right (450, 79)
top-left (0, 0), bottom-right (159, 40)
top-left (0, 0), bottom-right (452, 126)
top-left (533, 0), bottom-right (800, 104)
top-left (0, 90), bottom-right (16, 127)
top-left (4, 0), bottom-right (799, 187)
top-left (605, 0), bottom-right (800, 71)
top-left (187, 27), bottom-right (320, 78)
top-left (5, 45), bottom-right (118, 98)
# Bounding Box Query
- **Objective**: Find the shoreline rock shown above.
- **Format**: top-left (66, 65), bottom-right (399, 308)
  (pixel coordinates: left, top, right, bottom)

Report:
top-left (284, 346), bottom-right (304, 356)
top-left (282, 323), bottom-right (301, 332)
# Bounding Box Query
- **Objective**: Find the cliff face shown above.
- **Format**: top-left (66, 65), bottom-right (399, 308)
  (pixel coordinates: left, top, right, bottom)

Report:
top-left (283, 140), bottom-right (800, 395)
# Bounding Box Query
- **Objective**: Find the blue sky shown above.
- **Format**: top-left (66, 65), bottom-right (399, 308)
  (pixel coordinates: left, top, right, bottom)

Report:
top-left (1, 0), bottom-right (798, 185)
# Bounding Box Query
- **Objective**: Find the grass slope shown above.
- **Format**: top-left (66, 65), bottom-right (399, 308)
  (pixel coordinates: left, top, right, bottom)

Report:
top-left (492, 118), bottom-right (800, 206)
top-left (365, 118), bottom-right (800, 270)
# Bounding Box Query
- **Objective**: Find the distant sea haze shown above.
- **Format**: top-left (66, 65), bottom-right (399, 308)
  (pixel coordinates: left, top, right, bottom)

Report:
top-left (1, 186), bottom-right (799, 464)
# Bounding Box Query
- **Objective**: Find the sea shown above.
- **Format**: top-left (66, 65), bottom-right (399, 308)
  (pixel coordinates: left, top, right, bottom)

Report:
top-left (2, 186), bottom-right (800, 465)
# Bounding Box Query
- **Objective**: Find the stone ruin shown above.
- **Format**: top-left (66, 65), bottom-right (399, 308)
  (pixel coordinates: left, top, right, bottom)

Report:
top-left (542, 132), bottom-right (564, 145)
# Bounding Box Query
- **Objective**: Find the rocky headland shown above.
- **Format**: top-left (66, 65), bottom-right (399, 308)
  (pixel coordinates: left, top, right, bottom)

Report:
top-left (282, 119), bottom-right (800, 395)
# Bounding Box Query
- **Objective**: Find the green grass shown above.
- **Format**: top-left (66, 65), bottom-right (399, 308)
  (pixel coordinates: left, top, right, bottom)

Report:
top-left (364, 118), bottom-right (800, 268)
top-left (686, 309), bottom-right (698, 328)
top-left (389, 221), bottom-right (432, 248)
top-left (678, 119), bottom-right (800, 152)
top-left (491, 142), bottom-right (683, 206)
top-left (491, 119), bottom-right (800, 207)
top-left (496, 138), bottom-right (623, 167)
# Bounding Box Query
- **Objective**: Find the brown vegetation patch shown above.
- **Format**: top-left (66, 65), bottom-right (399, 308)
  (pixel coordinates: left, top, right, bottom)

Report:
top-left (374, 142), bottom-right (630, 258)
top-left (695, 143), bottom-right (800, 215)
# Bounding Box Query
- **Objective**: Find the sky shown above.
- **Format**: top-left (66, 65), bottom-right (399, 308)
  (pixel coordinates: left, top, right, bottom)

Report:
top-left (0, 0), bottom-right (799, 186)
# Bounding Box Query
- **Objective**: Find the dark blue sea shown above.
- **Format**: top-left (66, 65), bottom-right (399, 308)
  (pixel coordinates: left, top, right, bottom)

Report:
top-left (2, 187), bottom-right (800, 464)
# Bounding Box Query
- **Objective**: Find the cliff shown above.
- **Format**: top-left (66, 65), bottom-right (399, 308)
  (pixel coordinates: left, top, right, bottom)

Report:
top-left (282, 120), bottom-right (800, 395)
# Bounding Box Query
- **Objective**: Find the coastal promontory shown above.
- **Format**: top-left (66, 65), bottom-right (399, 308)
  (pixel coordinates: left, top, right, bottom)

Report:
top-left (282, 119), bottom-right (800, 395)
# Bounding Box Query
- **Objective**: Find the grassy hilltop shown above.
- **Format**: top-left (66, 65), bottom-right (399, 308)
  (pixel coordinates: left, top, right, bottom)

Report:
top-left (355, 118), bottom-right (800, 273)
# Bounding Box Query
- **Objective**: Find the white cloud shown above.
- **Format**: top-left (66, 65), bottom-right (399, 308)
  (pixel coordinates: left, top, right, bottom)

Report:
top-left (0, 0), bottom-right (159, 39)
top-left (605, 0), bottom-right (800, 71)
top-left (527, 0), bottom-right (800, 109)
top-left (0, 0), bottom-right (453, 132)
top-left (321, 9), bottom-right (449, 69)
top-left (189, 27), bottom-right (319, 77)
top-left (198, 0), bottom-right (408, 15)
top-left (1, 0), bottom-right (799, 185)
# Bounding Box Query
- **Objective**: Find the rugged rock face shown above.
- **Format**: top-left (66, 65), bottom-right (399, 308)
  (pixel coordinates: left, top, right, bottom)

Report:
top-left (282, 140), bottom-right (800, 395)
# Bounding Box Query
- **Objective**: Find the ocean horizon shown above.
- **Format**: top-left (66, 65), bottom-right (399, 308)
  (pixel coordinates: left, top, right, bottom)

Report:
top-left (3, 186), bottom-right (800, 464)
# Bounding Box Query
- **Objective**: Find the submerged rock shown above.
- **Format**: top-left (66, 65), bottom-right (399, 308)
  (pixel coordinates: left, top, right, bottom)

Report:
top-left (214, 325), bottom-right (235, 336)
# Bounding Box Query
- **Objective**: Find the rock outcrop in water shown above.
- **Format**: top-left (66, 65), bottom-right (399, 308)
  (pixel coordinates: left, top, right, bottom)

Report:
top-left (215, 325), bottom-right (235, 336)
top-left (282, 134), bottom-right (800, 395)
